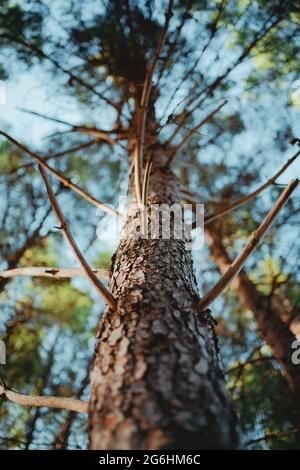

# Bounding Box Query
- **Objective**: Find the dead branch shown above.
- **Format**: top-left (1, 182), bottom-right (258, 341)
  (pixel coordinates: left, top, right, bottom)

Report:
top-left (166, 100), bottom-right (227, 165)
top-left (17, 108), bottom-right (81, 127)
top-left (0, 383), bottom-right (88, 414)
top-left (140, 0), bottom-right (174, 111)
top-left (141, 158), bottom-right (153, 235)
top-left (197, 179), bottom-right (299, 312)
top-left (171, 17), bottom-right (281, 132)
top-left (180, 185), bottom-right (222, 204)
top-left (142, 158), bottom-right (153, 208)
top-left (2, 34), bottom-right (118, 111)
top-left (11, 139), bottom-right (99, 175)
top-left (39, 165), bottom-right (116, 309)
top-left (160, 0), bottom-right (226, 122)
top-left (0, 267), bottom-right (109, 280)
top-left (156, 0), bottom-right (194, 86)
top-left (18, 107), bottom-right (126, 144)
top-left (205, 149), bottom-right (300, 225)
top-left (0, 130), bottom-right (122, 218)
top-left (184, 149), bottom-right (300, 228)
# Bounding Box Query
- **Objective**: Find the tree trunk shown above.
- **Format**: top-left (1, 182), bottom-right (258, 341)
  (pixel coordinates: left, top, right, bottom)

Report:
top-left (89, 158), bottom-right (240, 450)
top-left (205, 227), bottom-right (300, 395)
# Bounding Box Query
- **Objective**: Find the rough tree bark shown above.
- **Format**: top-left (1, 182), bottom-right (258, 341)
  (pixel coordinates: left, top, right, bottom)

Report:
top-left (205, 227), bottom-right (300, 395)
top-left (89, 153), bottom-right (240, 450)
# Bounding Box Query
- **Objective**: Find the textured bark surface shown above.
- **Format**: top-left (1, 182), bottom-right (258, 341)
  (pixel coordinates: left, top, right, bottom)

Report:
top-left (205, 228), bottom-right (300, 394)
top-left (89, 161), bottom-right (240, 450)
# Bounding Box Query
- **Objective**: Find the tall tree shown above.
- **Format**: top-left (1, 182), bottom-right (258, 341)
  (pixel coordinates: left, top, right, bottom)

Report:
top-left (1, 0), bottom-right (300, 449)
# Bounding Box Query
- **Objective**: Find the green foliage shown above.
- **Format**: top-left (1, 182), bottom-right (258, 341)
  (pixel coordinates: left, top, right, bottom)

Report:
top-left (2, 322), bottom-right (45, 388)
top-left (0, 63), bottom-right (7, 80)
top-left (20, 239), bottom-right (58, 268)
top-left (0, 142), bottom-right (22, 173)
top-left (0, 1), bottom-right (46, 70)
top-left (220, 113), bottom-right (245, 135)
top-left (230, 358), bottom-right (297, 449)
top-left (36, 282), bottom-right (92, 332)
top-left (70, 1), bottom-right (162, 85)
top-left (94, 250), bottom-right (113, 270)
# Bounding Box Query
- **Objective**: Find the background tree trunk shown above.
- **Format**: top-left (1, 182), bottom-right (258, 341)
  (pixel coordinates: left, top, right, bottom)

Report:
top-left (205, 227), bottom-right (300, 397)
top-left (89, 158), bottom-right (240, 450)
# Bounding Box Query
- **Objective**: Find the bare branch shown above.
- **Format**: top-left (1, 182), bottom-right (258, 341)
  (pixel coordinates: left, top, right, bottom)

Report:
top-left (160, 0), bottom-right (227, 122)
top-left (171, 16), bottom-right (281, 131)
top-left (70, 127), bottom-right (120, 143)
top-left (166, 100), bottom-right (227, 165)
top-left (38, 165), bottom-right (117, 309)
top-left (204, 149), bottom-right (300, 225)
top-left (134, 0), bottom-right (174, 204)
top-left (0, 130), bottom-right (122, 218)
top-left (17, 108), bottom-right (79, 127)
top-left (142, 157), bottom-right (153, 208)
top-left (11, 139), bottom-right (99, 175)
top-left (0, 383), bottom-right (88, 414)
top-left (140, 157), bottom-right (153, 235)
top-left (133, 143), bottom-right (143, 205)
top-left (180, 185), bottom-right (222, 204)
top-left (141, 0), bottom-right (174, 110)
top-left (156, 0), bottom-right (194, 86)
top-left (0, 267), bottom-right (109, 280)
top-left (197, 179), bottom-right (299, 312)
top-left (18, 108), bottom-right (126, 144)
top-left (2, 34), bottom-right (119, 111)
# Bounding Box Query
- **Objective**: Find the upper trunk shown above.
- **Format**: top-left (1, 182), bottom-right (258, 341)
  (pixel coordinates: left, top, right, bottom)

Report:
top-left (89, 157), bottom-right (240, 450)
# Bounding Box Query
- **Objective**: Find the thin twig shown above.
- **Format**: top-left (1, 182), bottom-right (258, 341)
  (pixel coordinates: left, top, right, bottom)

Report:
top-left (0, 131), bottom-right (122, 218)
top-left (180, 185), bottom-right (222, 204)
top-left (3, 34), bottom-right (118, 111)
top-left (159, 0), bottom-right (227, 124)
top-left (142, 158), bottom-right (153, 208)
top-left (168, 16), bottom-right (280, 137)
top-left (0, 267), bottom-right (109, 280)
top-left (17, 108), bottom-right (80, 127)
top-left (197, 179), bottom-right (299, 312)
top-left (140, 0), bottom-right (174, 114)
top-left (18, 108), bottom-right (119, 144)
top-left (204, 149), bottom-right (300, 225)
top-left (38, 166), bottom-right (116, 309)
top-left (141, 158), bottom-right (153, 236)
top-left (166, 100), bottom-right (227, 165)
top-left (172, 120), bottom-right (207, 136)
top-left (11, 139), bottom-right (99, 175)
top-left (0, 383), bottom-right (88, 414)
